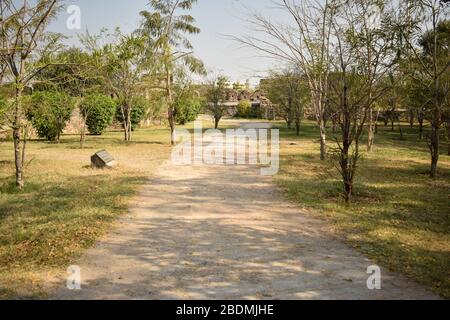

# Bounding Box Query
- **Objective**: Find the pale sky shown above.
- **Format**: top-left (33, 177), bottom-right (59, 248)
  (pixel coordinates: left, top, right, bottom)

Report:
top-left (49, 0), bottom-right (287, 86)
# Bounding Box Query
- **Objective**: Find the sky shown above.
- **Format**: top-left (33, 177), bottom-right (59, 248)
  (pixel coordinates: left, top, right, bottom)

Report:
top-left (49, 0), bottom-right (287, 86)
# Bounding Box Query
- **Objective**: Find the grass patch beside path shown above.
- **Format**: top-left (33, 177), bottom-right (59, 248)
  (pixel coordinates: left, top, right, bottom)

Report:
top-left (275, 121), bottom-right (450, 298)
top-left (0, 127), bottom-right (172, 299)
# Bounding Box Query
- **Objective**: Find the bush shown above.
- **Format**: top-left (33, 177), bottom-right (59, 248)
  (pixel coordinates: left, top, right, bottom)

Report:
top-left (81, 94), bottom-right (116, 135)
top-left (236, 100), bottom-right (252, 118)
top-left (116, 96), bottom-right (149, 130)
top-left (175, 97), bottom-right (202, 125)
top-left (26, 91), bottom-right (75, 142)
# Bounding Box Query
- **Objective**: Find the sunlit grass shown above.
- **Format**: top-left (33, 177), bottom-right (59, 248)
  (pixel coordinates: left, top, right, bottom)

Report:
top-left (0, 126), bottom-right (174, 299)
top-left (275, 120), bottom-right (450, 298)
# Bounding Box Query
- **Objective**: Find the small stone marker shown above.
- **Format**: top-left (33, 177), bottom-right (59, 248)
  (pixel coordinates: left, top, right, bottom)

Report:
top-left (91, 150), bottom-right (116, 169)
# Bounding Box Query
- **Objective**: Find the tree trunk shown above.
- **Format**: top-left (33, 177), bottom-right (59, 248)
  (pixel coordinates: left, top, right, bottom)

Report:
top-left (13, 87), bottom-right (24, 189)
top-left (429, 123), bottom-right (440, 178)
top-left (295, 119), bottom-right (301, 137)
top-left (80, 119), bottom-right (87, 149)
top-left (367, 108), bottom-right (375, 152)
top-left (409, 110), bottom-right (415, 129)
top-left (319, 120), bottom-right (327, 160)
top-left (214, 117), bottom-right (220, 129)
top-left (418, 116), bottom-right (424, 140)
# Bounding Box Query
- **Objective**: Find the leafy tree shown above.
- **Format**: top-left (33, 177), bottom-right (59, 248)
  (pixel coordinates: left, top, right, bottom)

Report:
top-left (0, 0), bottom-right (61, 188)
top-left (116, 96), bottom-right (149, 130)
top-left (265, 68), bottom-right (308, 136)
top-left (139, 0), bottom-right (205, 145)
top-left (86, 32), bottom-right (150, 141)
top-left (206, 75), bottom-right (228, 129)
top-left (236, 100), bottom-right (252, 118)
top-left (35, 48), bottom-right (104, 96)
top-left (26, 91), bottom-right (75, 143)
top-left (81, 94), bottom-right (116, 136)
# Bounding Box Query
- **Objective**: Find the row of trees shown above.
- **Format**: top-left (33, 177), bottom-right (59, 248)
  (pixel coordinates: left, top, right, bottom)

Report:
top-left (0, 0), bottom-right (205, 189)
top-left (236, 0), bottom-right (449, 202)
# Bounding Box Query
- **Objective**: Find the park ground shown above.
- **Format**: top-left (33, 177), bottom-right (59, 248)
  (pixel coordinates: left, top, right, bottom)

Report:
top-left (0, 119), bottom-right (449, 299)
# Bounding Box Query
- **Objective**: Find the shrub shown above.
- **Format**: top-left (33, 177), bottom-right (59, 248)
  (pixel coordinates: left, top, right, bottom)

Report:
top-left (26, 91), bottom-right (75, 142)
top-left (175, 97), bottom-right (202, 125)
top-left (236, 100), bottom-right (252, 118)
top-left (116, 96), bottom-right (149, 130)
top-left (81, 94), bottom-right (116, 135)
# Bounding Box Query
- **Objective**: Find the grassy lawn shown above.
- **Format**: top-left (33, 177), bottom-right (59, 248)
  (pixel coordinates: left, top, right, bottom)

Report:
top-left (1, 117), bottom-right (448, 299)
top-left (0, 127), bottom-right (173, 299)
top-left (274, 120), bottom-right (450, 298)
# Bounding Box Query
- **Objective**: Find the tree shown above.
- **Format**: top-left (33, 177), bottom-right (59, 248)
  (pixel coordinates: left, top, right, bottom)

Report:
top-left (173, 82), bottom-right (203, 125)
top-left (233, 0), bottom-right (336, 160)
top-left (206, 75), bottom-right (228, 129)
top-left (26, 91), bottom-right (75, 143)
top-left (86, 32), bottom-right (149, 142)
top-left (81, 94), bottom-right (116, 136)
top-left (0, 0), bottom-right (61, 189)
top-left (397, 1), bottom-right (450, 177)
top-left (35, 47), bottom-right (105, 148)
top-left (139, 0), bottom-right (205, 145)
top-left (236, 100), bottom-right (252, 118)
top-left (265, 68), bottom-right (308, 136)
top-left (116, 96), bottom-right (150, 131)
top-left (327, 0), bottom-right (397, 203)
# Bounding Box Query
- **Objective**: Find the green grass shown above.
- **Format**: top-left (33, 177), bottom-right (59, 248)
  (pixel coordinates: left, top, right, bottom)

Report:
top-left (1, 117), bottom-right (449, 299)
top-left (0, 127), bottom-right (173, 299)
top-left (274, 120), bottom-right (450, 298)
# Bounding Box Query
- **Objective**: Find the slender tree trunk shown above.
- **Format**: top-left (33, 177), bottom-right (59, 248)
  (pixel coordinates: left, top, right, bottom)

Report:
top-left (319, 120), bottom-right (327, 160)
top-left (166, 67), bottom-right (175, 146)
top-left (80, 118), bottom-right (87, 149)
top-left (409, 110), bottom-right (415, 129)
top-left (127, 108), bottom-right (132, 142)
top-left (295, 119), bottom-right (301, 137)
top-left (418, 114), bottom-right (424, 140)
top-left (214, 116), bottom-right (220, 129)
top-left (367, 108), bottom-right (375, 152)
top-left (429, 123), bottom-right (439, 178)
top-left (13, 87), bottom-right (24, 189)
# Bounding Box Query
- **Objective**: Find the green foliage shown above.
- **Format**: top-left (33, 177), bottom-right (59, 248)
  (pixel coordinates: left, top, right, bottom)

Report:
top-left (175, 97), bottom-right (202, 125)
top-left (116, 96), bottom-right (149, 130)
top-left (35, 48), bottom-right (103, 96)
top-left (26, 91), bottom-right (75, 142)
top-left (236, 100), bottom-right (252, 118)
top-left (81, 94), bottom-right (116, 135)
top-left (0, 96), bottom-right (8, 125)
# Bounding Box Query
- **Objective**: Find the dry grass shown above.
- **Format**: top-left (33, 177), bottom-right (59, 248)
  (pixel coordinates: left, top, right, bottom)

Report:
top-left (274, 121), bottom-right (450, 298)
top-left (0, 127), bottom-right (172, 299)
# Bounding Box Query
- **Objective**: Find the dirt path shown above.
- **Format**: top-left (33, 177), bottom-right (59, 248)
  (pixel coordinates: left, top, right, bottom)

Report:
top-left (54, 122), bottom-right (438, 300)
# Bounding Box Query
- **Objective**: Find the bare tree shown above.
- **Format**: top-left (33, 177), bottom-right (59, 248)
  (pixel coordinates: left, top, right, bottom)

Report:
top-left (328, 0), bottom-right (397, 202)
top-left (0, 0), bottom-right (60, 189)
top-left (397, 0), bottom-right (449, 178)
top-left (232, 0), bottom-right (336, 160)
